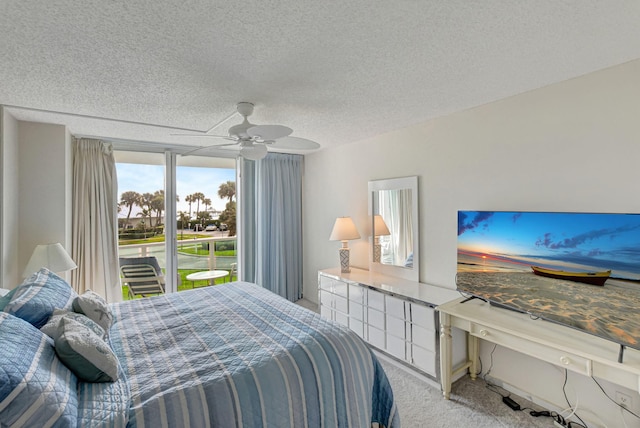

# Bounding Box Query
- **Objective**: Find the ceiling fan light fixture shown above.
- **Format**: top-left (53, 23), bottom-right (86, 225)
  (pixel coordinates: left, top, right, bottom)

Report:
top-left (240, 143), bottom-right (268, 161)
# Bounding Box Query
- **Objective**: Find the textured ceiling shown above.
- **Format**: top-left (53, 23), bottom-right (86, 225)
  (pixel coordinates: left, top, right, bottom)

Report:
top-left (2, 1), bottom-right (640, 154)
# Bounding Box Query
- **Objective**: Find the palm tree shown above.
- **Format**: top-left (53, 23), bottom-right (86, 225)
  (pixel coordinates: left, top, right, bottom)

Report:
top-left (203, 198), bottom-right (211, 214)
top-left (218, 181), bottom-right (236, 235)
top-left (190, 192), bottom-right (206, 220)
top-left (136, 209), bottom-right (151, 235)
top-left (218, 181), bottom-right (236, 203)
top-left (119, 191), bottom-right (141, 229)
top-left (138, 193), bottom-right (154, 232)
top-left (177, 210), bottom-right (189, 238)
top-left (151, 190), bottom-right (164, 227)
top-left (220, 201), bottom-right (237, 236)
top-left (185, 195), bottom-right (194, 220)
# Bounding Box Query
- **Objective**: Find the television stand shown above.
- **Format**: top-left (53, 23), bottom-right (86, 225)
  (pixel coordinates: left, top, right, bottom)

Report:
top-left (437, 297), bottom-right (640, 400)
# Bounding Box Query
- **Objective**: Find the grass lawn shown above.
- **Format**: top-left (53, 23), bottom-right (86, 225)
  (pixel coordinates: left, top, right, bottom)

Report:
top-left (119, 233), bottom-right (208, 246)
top-left (119, 234), bottom-right (237, 301)
top-left (121, 268), bottom-right (237, 301)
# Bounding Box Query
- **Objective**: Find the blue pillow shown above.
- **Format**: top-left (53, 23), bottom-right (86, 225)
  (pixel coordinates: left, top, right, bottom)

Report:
top-left (0, 287), bottom-right (18, 311)
top-left (0, 312), bottom-right (79, 427)
top-left (3, 268), bottom-right (78, 328)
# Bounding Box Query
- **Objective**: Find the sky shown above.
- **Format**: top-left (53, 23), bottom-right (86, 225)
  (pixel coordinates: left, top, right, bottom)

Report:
top-left (116, 163), bottom-right (236, 217)
top-left (457, 211), bottom-right (640, 278)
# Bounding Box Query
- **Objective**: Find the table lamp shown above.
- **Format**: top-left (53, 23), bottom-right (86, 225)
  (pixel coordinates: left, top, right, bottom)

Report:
top-left (23, 243), bottom-right (77, 277)
top-left (372, 215), bottom-right (390, 263)
top-left (329, 217), bottom-right (360, 273)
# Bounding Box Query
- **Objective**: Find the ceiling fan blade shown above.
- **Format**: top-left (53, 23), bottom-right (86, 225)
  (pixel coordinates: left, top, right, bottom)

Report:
top-left (180, 141), bottom-right (240, 157)
top-left (247, 124), bottom-right (292, 140)
top-left (170, 133), bottom-right (231, 139)
top-left (269, 136), bottom-right (320, 150)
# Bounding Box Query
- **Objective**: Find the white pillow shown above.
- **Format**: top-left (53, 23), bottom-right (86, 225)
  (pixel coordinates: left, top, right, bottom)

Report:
top-left (54, 317), bottom-right (119, 383)
top-left (72, 290), bottom-right (113, 332)
top-left (41, 309), bottom-right (105, 341)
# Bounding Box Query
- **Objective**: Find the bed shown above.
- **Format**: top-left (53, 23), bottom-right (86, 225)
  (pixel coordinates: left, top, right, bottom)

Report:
top-left (1, 268), bottom-right (400, 427)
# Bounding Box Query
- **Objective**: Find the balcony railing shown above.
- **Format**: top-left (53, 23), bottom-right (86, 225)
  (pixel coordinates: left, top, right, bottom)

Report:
top-left (118, 235), bottom-right (237, 297)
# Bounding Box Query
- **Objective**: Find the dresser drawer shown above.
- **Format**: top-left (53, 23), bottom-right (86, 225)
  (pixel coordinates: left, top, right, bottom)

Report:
top-left (386, 334), bottom-right (407, 360)
top-left (318, 276), bottom-right (336, 291)
top-left (386, 295), bottom-right (406, 317)
top-left (410, 324), bottom-right (436, 352)
top-left (350, 302), bottom-right (365, 321)
top-left (470, 323), bottom-right (593, 376)
top-left (368, 326), bottom-right (386, 349)
top-left (411, 303), bottom-right (435, 330)
top-left (386, 315), bottom-right (406, 340)
top-left (320, 304), bottom-right (333, 320)
top-left (334, 311), bottom-right (349, 327)
top-left (367, 289), bottom-right (385, 311)
top-left (349, 318), bottom-right (365, 339)
top-left (411, 344), bottom-right (436, 375)
top-left (349, 284), bottom-right (365, 303)
top-left (319, 290), bottom-right (333, 307)
top-left (334, 280), bottom-right (349, 300)
top-left (368, 307), bottom-right (385, 330)
top-left (334, 295), bottom-right (348, 314)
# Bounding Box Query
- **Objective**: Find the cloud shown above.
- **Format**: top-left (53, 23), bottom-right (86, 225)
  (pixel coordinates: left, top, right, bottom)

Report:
top-left (535, 232), bottom-right (553, 248)
top-left (458, 211), bottom-right (494, 236)
top-left (535, 224), bottom-right (640, 250)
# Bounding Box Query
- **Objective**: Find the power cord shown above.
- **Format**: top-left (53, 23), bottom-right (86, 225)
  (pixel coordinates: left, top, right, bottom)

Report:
top-left (478, 344), bottom-right (590, 427)
top-left (561, 369), bottom-right (588, 427)
top-left (590, 376), bottom-right (640, 420)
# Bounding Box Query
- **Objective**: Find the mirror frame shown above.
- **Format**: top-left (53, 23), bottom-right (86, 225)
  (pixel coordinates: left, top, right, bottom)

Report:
top-left (368, 176), bottom-right (419, 281)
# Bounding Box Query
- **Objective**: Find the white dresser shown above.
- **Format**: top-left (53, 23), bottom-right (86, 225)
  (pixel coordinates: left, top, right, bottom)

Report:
top-left (318, 267), bottom-right (464, 380)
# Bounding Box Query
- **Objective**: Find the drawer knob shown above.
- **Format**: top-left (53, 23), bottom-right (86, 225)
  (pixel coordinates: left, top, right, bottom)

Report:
top-left (479, 329), bottom-right (489, 337)
top-left (560, 356), bottom-right (571, 365)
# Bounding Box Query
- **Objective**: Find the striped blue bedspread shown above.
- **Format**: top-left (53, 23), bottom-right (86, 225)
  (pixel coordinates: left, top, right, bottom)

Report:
top-left (109, 281), bottom-right (400, 428)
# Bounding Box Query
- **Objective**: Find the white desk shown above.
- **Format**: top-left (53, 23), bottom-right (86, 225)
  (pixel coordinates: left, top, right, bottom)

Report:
top-left (186, 270), bottom-right (229, 286)
top-left (438, 297), bottom-right (640, 400)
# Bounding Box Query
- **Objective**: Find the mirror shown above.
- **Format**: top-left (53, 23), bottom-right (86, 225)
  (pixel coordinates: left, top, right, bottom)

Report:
top-left (368, 176), bottom-right (419, 281)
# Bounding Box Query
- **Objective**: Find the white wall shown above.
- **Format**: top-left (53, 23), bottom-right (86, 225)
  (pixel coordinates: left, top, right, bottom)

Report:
top-left (1, 108), bottom-right (20, 288)
top-left (12, 119), bottom-right (72, 283)
top-left (303, 59), bottom-right (640, 427)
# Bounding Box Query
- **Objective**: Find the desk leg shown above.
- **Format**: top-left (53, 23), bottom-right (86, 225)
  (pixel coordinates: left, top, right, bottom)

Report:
top-left (468, 334), bottom-right (479, 380)
top-left (439, 312), bottom-right (452, 400)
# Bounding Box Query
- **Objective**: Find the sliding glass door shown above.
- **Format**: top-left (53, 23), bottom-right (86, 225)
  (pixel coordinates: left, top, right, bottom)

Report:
top-left (114, 149), bottom-right (236, 299)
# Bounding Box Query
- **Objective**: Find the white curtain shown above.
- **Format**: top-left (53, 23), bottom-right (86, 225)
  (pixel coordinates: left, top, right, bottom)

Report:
top-left (70, 138), bottom-right (121, 302)
top-left (241, 153), bottom-right (303, 301)
top-left (380, 188), bottom-right (413, 265)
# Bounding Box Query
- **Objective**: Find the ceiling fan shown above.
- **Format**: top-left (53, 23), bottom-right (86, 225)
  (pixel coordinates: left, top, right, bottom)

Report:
top-left (172, 102), bottom-right (320, 160)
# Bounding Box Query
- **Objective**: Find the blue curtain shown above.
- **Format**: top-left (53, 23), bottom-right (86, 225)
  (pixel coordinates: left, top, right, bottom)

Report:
top-left (240, 153), bottom-right (303, 301)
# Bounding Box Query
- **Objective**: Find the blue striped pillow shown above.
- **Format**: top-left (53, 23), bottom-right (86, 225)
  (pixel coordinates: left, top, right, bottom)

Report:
top-left (3, 268), bottom-right (77, 328)
top-left (0, 312), bottom-right (78, 427)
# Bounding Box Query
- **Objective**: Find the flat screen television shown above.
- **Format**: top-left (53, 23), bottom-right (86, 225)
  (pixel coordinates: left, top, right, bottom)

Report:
top-left (456, 210), bottom-right (640, 352)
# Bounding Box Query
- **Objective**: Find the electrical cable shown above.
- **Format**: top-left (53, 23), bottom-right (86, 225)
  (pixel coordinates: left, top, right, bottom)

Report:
top-left (590, 376), bottom-right (640, 419)
top-left (561, 369), bottom-right (588, 427)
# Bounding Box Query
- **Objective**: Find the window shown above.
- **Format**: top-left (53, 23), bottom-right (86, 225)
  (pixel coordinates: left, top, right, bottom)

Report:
top-left (115, 150), bottom-right (236, 300)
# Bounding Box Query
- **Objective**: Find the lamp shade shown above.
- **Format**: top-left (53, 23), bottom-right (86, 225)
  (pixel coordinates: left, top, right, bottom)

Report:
top-left (23, 243), bottom-right (77, 277)
top-left (373, 215), bottom-right (391, 236)
top-left (329, 217), bottom-right (361, 241)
